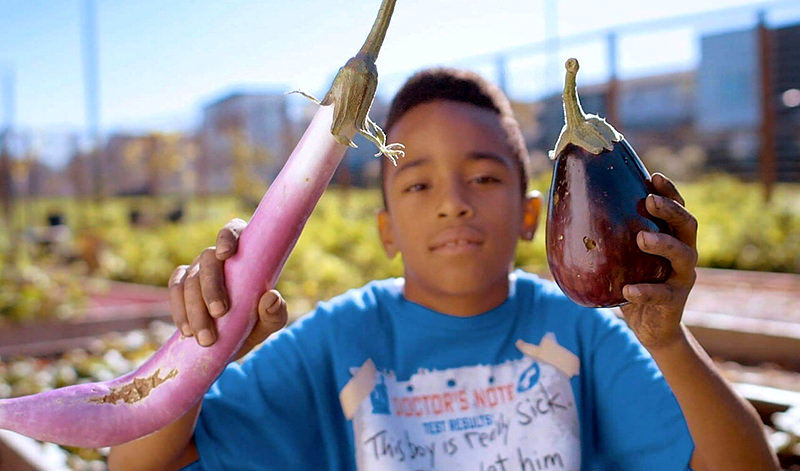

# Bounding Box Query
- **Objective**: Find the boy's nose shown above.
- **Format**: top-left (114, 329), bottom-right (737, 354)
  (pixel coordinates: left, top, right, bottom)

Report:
top-left (437, 184), bottom-right (474, 219)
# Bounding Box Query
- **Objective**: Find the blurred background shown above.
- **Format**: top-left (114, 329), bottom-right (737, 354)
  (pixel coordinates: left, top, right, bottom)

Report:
top-left (1, 0), bottom-right (800, 469)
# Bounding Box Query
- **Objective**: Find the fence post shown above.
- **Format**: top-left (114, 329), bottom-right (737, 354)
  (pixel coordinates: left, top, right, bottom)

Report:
top-left (0, 130), bottom-right (15, 256)
top-left (757, 10), bottom-right (777, 202)
top-left (1, 67), bottom-right (16, 261)
top-left (496, 54), bottom-right (508, 97)
top-left (81, 0), bottom-right (105, 207)
top-left (606, 32), bottom-right (620, 128)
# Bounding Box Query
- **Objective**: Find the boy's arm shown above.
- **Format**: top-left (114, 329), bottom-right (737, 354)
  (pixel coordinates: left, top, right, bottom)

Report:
top-left (107, 403), bottom-right (200, 471)
top-left (649, 326), bottom-right (775, 471)
top-left (620, 173), bottom-right (779, 471)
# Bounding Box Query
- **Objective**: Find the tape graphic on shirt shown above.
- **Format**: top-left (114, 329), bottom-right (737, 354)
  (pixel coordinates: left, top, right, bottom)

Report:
top-left (340, 358), bottom-right (378, 419)
top-left (516, 333), bottom-right (580, 377)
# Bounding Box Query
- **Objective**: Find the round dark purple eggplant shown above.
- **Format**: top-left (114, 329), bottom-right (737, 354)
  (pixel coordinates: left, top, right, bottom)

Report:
top-left (545, 59), bottom-right (671, 307)
top-left (546, 141), bottom-right (671, 307)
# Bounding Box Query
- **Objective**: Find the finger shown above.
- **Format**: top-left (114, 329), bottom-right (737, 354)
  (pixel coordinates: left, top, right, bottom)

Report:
top-left (183, 263), bottom-right (217, 347)
top-left (237, 291), bottom-right (288, 360)
top-left (637, 231), bottom-right (698, 279)
top-left (216, 218), bottom-right (247, 260)
top-left (651, 173), bottom-right (685, 206)
top-left (623, 282), bottom-right (684, 305)
top-left (168, 265), bottom-right (192, 337)
top-left (646, 194), bottom-right (698, 248)
top-left (256, 290), bottom-right (288, 333)
top-left (198, 247), bottom-right (228, 318)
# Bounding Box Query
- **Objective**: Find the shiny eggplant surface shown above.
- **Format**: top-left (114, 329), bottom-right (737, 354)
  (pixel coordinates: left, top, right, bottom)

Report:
top-left (546, 140), bottom-right (671, 307)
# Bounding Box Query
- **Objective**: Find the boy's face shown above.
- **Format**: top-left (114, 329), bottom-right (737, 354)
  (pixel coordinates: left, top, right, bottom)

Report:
top-left (378, 100), bottom-right (540, 316)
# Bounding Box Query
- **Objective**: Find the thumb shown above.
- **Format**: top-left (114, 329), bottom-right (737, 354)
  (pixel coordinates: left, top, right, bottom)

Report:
top-left (256, 289), bottom-right (289, 334)
top-left (235, 290), bottom-right (288, 361)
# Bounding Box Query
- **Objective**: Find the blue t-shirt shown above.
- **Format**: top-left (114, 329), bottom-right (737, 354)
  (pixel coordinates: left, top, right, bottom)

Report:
top-left (184, 270), bottom-right (693, 470)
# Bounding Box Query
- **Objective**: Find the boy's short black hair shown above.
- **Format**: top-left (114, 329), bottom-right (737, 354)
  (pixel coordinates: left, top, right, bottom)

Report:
top-left (380, 67), bottom-right (531, 206)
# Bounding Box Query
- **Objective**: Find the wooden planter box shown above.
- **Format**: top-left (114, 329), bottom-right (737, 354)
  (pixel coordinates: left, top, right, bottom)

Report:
top-left (0, 279), bottom-right (172, 358)
top-left (684, 268), bottom-right (800, 371)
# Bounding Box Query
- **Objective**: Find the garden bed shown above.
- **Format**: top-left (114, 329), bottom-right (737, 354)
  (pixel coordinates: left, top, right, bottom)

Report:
top-left (0, 279), bottom-right (171, 358)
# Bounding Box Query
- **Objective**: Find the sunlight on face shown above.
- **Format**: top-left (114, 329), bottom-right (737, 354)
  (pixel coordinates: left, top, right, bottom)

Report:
top-left (378, 100), bottom-right (531, 316)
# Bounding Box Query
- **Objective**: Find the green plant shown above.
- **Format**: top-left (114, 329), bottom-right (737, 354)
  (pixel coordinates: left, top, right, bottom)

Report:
top-left (683, 174), bottom-right (800, 273)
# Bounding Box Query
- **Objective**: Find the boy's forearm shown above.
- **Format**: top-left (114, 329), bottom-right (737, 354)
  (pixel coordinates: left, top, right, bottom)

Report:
top-left (107, 401), bottom-right (201, 471)
top-left (648, 325), bottom-right (779, 471)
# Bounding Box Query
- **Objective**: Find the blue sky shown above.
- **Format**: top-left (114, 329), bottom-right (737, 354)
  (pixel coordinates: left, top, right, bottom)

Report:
top-left (1, 0), bottom-right (798, 144)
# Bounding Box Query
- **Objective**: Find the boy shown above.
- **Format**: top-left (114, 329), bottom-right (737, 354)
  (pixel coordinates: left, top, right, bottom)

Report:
top-left (109, 68), bottom-right (778, 471)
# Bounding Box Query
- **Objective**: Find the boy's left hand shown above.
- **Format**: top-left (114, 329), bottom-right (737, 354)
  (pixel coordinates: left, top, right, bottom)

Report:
top-left (621, 172), bottom-right (698, 350)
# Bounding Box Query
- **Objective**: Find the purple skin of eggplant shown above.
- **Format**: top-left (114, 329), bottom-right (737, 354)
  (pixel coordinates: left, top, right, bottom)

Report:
top-left (0, 104), bottom-right (349, 448)
top-left (546, 139), bottom-right (671, 308)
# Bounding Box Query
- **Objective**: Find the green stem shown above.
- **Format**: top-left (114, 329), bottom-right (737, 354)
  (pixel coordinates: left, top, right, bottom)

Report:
top-left (550, 58), bottom-right (622, 158)
top-left (562, 58), bottom-right (586, 130)
top-left (358, 0), bottom-right (397, 60)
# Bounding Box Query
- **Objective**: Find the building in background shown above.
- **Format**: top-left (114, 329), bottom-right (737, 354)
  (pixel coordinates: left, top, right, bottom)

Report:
top-left (618, 71), bottom-right (696, 146)
top-left (103, 132), bottom-right (196, 197)
top-left (104, 133), bottom-right (153, 195)
top-left (774, 23), bottom-right (800, 179)
top-left (696, 27), bottom-right (762, 176)
top-left (199, 91), bottom-right (295, 195)
top-left (697, 22), bottom-right (800, 180)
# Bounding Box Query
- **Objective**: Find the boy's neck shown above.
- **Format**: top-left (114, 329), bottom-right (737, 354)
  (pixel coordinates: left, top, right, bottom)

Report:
top-left (401, 275), bottom-right (511, 317)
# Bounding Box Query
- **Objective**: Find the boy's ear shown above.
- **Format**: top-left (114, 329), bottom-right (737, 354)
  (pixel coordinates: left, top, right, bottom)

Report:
top-left (377, 209), bottom-right (398, 258)
top-left (520, 190), bottom-right (543, 241)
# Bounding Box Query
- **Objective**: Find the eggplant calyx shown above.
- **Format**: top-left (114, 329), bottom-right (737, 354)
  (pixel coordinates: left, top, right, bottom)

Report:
top-left (549, 58), bottom-right (622, 160)
top-left (290, 0), bottom-right (405, 165)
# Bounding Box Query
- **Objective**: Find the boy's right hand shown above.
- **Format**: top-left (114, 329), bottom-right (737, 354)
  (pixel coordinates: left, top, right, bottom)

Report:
top-left (168, 218), bottom-right (288, 360)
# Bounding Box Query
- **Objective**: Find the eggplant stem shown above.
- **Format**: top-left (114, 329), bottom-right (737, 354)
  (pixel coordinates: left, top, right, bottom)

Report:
top-left (290, 0), bottom-right (404, 165)
top-left (550, 58), bottom-right (622, 159)
top-left (358, 0), bottom-right (396, 60)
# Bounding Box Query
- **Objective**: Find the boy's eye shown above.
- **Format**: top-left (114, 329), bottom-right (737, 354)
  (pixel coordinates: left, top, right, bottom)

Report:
top-left (403, 182), bottom-right (428, 193)
top-left (472, 175), bottom-right (501, 185)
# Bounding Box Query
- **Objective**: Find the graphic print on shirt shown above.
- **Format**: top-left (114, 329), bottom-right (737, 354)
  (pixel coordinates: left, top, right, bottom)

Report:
top-left (344, 333), bottom-right (581, 471)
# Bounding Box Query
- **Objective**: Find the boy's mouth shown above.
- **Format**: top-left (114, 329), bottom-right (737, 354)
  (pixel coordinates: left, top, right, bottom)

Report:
top-left (430, 227), bottom-right (484, 254)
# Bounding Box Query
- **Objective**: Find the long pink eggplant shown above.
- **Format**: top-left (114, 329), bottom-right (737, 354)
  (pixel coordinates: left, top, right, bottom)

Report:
top-left (0, 0), bottom-right (401, 448)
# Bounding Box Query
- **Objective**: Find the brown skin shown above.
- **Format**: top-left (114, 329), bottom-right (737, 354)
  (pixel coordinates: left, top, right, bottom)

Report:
top-left (622, 174), bottom-right (778, 470)
top-left (377, 101), bottom-right (539, 316)
top-left (167, 218), bottom-right (288, 357)
top-left (108, 100), bottom-right (777, 471)
top-left (621, 175), bottom-right (697, 348)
